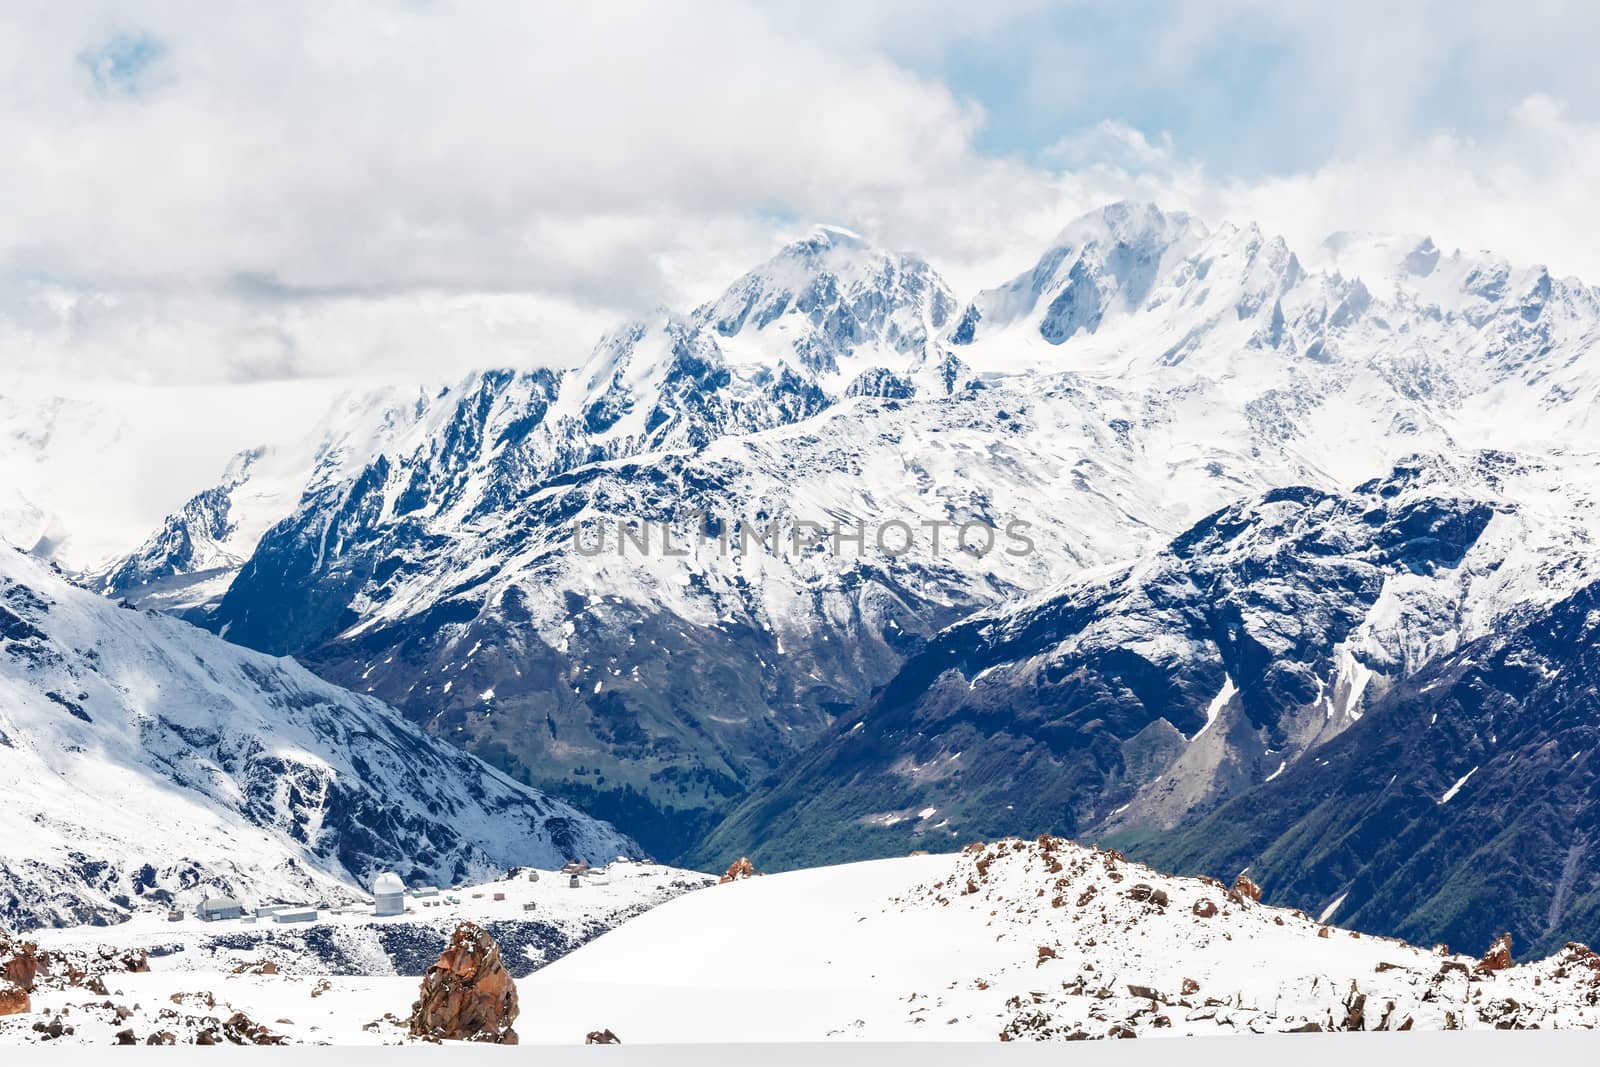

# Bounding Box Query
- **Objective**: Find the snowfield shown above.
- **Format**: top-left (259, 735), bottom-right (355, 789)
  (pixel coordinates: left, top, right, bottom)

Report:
top-left (522, 839), bottom-right (1600, 1042)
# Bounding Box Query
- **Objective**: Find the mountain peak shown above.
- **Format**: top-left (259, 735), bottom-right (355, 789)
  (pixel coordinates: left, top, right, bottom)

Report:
top-left (1050, 200), bottom-right (1209, 251)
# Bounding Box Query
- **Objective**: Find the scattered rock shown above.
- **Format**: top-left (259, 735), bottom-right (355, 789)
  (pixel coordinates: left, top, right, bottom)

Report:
top-left (585, 1029), bottom-right (622, 1044)
top-left (1192, 899), bottom-right (1218, 918)
top-left (408, 922), bottom-right (520, 1045)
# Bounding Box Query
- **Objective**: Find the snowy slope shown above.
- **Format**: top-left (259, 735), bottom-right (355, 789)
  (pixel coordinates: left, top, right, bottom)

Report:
top-left (518, 839), bottom-right (1600, 1042)
top-left (0, 546), bottom-right (638, 930)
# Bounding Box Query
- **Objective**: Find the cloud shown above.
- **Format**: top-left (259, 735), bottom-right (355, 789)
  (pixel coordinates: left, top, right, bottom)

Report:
top-left (3, 2), bottom-right (1600, 387)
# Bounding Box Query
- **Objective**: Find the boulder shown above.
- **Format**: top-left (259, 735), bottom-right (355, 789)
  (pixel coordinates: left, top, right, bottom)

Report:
top-left (1475, 933), bottom-right (1514, 974)
top-left (1232, 874), bottom-right (1263, 902)
top-left (585, 1029), bottom-right (622, 1044)
top-left (408, 922), bottom-right (519, 1044)
top-left (0, 979), bottom-right (29, 1018)
top-left (0, 933), bottom-right (39, 992)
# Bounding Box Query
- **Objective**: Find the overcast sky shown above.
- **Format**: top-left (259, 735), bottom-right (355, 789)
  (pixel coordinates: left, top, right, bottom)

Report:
top-left (6, 0), bottom-right (1600, 386)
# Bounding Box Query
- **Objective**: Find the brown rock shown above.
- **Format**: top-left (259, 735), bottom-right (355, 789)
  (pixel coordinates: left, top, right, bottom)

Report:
top-left (1475, 932), bottom-right (1514, 974)
top-left (222, 1011), bottom-right (287, 1045)
top-left (232, 960), bottom-right (279, 976)
top-left (585, 1029), bottom-right (622, 1044)
top-left (0, 979), bottom-right (29, 1018)
top-left (1343, 991), bottom-right (1367, 1031)
top-left (719, 857), bottom-right (758, 883)
top-left (0, 933), bottom-right (39, 993)
top-left (1317, 927), bottom-right (1331, 939)
top-left (408, 922), bottom-right (520, 1045)
top-left (1232, 874), bottom-right (1263, 902)
top-left (1191, 899), bottom-right (1218, 918)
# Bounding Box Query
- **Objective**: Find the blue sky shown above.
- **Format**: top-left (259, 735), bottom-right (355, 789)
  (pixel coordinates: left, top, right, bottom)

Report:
top-left (870, 2), bottom-right (1600, 177)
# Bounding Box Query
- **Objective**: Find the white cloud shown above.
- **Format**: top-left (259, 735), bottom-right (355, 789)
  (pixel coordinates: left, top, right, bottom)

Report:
top-left (3, 1), bottom-right (1600, 390)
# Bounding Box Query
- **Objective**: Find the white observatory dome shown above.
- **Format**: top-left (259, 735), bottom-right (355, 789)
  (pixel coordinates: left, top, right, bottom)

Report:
top-left (372, 871), bottom-right (405, 896)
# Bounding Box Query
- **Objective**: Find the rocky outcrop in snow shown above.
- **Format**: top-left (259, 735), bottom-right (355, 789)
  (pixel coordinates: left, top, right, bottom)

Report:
top-left (408, 923), bottom-right (520, 1045)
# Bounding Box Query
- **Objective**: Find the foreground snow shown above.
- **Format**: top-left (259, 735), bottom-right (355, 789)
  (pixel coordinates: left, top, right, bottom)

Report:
top-left (1, 862), bottom-right (712, 1046)
top-left (521, 840), bottom-right (1600, 1042)
top-left (6, 841), bottom-right (1599, 1045)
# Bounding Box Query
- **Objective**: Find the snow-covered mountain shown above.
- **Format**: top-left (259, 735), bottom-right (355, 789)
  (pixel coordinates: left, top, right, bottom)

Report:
top-left (0, 546), bottom-right (637, 930)
top-left (1142, 568), bottom-right (1600, 959)
top-left (94, 387), bottom-right (432, 618)
top-left (102, 202), bottom-right (1600, 866)
top-left (693, 451), bottom-right (1600, 874)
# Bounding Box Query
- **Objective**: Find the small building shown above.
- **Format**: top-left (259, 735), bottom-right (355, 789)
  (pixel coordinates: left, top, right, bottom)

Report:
top-left (569, 873), bottom-right (581, 889)
top-left (410, 885), bottom-right (440, 898)
top-left (273, 908), bottom-right (318, 924)
top-left (527, 870), bottom-right (540, 883)
top-left (166, 908), bottom-right (183, 923)
top-left (561, 859), bottom-right (590, 875)
top-left (492, 892), bottom-right (506, 902)
top-left (372, 872), bottom-right (406, 917)
top-left (522, 902), bottom-right (537, 912)
top-left (196, 897), bottom-right (245, 922)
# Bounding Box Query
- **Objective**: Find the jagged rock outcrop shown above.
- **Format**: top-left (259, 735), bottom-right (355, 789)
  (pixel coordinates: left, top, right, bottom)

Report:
top-left (408, 923), bottom-right (520, 1045)
top-left (719, 857), bottom-right (758, 884)
top-left (1476, 933), bottom-right (1514, 974)
top-left (1232, 875), bottom-right (1263, 903)
top-left (1, 931), bottom-right (39, 993)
